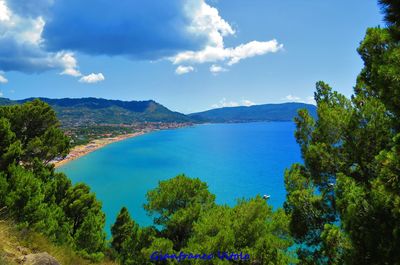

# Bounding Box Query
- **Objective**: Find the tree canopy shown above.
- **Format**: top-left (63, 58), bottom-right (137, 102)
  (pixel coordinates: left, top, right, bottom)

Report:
top-left (283, 1), bottom-right (400, 264)
top-left (0, 100), bottom-right (106, 261)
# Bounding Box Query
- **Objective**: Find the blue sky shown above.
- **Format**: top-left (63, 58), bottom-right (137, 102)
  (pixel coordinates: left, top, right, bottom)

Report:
top-left (0, 0), bottom-right (383, 113)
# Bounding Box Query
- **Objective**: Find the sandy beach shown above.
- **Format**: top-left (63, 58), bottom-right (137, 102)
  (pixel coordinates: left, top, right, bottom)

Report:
top-left (52, 131), bottom-right (147, 168)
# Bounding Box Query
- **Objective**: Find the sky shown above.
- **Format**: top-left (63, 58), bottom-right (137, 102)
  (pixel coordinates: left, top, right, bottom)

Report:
top-left (0, 0), bottom-right (383, 113)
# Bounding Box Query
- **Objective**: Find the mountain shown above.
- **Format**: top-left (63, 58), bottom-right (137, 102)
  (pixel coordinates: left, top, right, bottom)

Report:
top-left (189, 102), bottom-right (317, 123)
top-left (0, 97), bottom-right (191, 126)
top-left (0, 98), bottom-right (317, 126)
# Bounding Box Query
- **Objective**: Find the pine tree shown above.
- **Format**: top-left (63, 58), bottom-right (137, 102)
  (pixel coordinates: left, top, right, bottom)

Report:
top-left (111, 207), bottom-right (135, 254)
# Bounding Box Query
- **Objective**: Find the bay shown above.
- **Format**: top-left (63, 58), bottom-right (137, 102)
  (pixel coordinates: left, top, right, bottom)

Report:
top-left (58, 122), bottom-right (301, 234)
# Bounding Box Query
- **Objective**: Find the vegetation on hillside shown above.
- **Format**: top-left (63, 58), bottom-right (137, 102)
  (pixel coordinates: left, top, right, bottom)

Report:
top-left (0, 100), bottom-right (107, 262)
top-left (0, 220), bottom-right (116, 265)
top-left (0, 97), bottom-right (194, 147)
top-left (16, 97), bottom-right (192, 126)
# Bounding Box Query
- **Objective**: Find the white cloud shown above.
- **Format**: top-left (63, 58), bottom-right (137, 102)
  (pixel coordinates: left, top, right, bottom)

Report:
top-left (0, 73), bottom-right (8, 83)
top-left (58, 52), bottom-right (82, 77)
top-left (0, 0), bottom-right (11, 22)
top-left (175, 65), bottom-right (194, 75)
top-left (0, 0), bottom-right (100, 82)
top-left (185, 0), bottom-right (235, 49)
top-left (172, 39), bottom-right (282, 66)
top-left (282, 95), bottom-right (316, 105)
top-left (172, 1), bottom-right (283, 73)
top-left (210, 64), bottom-right (227, 74)
top-left (227, 40), bottom-right (283, 65)
top-left (1, 0), bottom-right (281, 79)
top-left (79, 73), bottom-right (105, 83)
top-left (0, 91), bottom-right (3, 97)
top-left (212, 98), bottom-right (256, 108)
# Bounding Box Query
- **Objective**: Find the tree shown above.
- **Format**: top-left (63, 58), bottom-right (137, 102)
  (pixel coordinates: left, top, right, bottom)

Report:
top-left (0, 117), bottom-right (22, 171)
top-left (0, 100), bottom-right (107, 261)
top-left (5, 165), bottom-right (47, 226)
top-left (75, 211), bottom-right (106, 257)
top-left (379, 0), bottom-right (400, 40)
top-left (186, 197), bottom-right (295, 265)
top-left (111, 207), bottom-right (157, 265)
top-left (144, 174), bottom-right (215, 249)
top-left (0, 99), bottom-right (69, 166)
top-left (111, 207), bottom-right (136, 254)
top-left (61, 183), bottom-right (106, 253)
top-left (284, 1), bottom-right (400, 262)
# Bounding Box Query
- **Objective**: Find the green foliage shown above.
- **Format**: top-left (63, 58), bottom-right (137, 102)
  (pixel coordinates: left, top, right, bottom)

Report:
top-left (144, 174), bottom-right (216, 249)
top-left (356, 26), bottom-right (400, 121)
top-left (0, 100), bottom-right (106, 261)
top-left (0, 99), bottom-right (70, 166)
top-left (111, 207), bottom-right (136, 254)
top-left (74, 211), bottom-right (106, 255)
top-left (285, 81), bottom-right (399, 264)
top-left (61, 183), bottom-right (106, 253)
top-left (379, 0), bottom-right (400, 39)
top-left (284, 2), bottom-right (400, 264)
top-left (111, 207), bottom-right (156, 265)
top-left (111, 176), bottom-right (295, 265)
top-left (186, 197), bottom-right (295, 265)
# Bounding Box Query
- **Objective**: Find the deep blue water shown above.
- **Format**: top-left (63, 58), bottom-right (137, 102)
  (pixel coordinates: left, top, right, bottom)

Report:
top-left (58, 122), bottom-right (301, 234)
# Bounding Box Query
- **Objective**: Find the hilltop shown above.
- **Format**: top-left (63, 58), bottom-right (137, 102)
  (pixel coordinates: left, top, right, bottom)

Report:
top-left (0, 97), bottom-right (191, 127)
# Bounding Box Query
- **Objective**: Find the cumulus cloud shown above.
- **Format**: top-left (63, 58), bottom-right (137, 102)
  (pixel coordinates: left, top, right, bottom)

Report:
top-left (171, 0), bottom-right (283, 72)
top-left (58, 52), bottom-right (81, 77)
top-left (172, 39), bottom-right (282, 66)
top-left (0, 0), bottom-right (10, 21)
top-left (175, 65), bottom-right (194, 75)
top-left (1, 0), bottom-right (283, 78)
top-left (185, 0), bottom-right (234, 48)
top-left (0, 0), bottom-right (92, 81)
top-left (212, 98), bottom-right (256, 108)
top-left (227, 40), bottom-right (283, 65)
top-left (79, 73), bottom-right (105, 84)
top-left (42, 0), bottom-right (205, 59)
top-left (210, 64), bottom-right (228, 74)
top-left (0, 72), bottom-right (8, 83)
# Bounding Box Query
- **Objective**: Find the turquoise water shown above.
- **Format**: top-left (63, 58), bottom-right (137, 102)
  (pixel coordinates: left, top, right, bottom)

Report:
top-left (59, 122), bottom-right (301, 234)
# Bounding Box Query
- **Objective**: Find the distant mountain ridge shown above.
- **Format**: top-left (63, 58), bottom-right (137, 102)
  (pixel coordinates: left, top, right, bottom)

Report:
top-left (0, 97), bottom-right (317, 126)
top-left (0, 97), bottom-right (191, 126)
top-left (189, 102), bottom-right (317, 123)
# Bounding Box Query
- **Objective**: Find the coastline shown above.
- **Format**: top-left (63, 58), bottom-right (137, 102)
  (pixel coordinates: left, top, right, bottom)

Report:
top-left (52, 131), bottom-right (148, 168)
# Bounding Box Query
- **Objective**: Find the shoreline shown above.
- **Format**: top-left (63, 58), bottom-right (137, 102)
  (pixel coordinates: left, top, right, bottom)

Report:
top-left (52, 131), bottom-right (148, 168)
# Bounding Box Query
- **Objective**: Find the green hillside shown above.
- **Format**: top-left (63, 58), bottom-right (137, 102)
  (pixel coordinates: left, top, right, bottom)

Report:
top-left (0, 97), bottom-right (191, 126)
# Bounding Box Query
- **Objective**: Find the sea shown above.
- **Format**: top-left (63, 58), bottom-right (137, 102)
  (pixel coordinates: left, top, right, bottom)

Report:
top-left (58, 122), bottom-right (302, 234)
